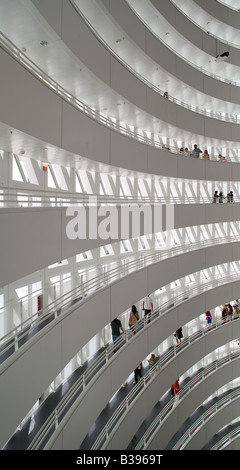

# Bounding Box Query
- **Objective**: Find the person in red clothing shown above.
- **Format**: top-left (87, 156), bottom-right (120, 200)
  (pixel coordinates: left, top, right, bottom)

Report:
top-left (173, 379), bottom-right (183, 396)
top-left (205, 311), bottom-right (212, 329)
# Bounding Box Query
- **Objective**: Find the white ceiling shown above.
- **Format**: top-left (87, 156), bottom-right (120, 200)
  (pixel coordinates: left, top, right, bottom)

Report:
top-left (0, 0), bottom-right (239, 170)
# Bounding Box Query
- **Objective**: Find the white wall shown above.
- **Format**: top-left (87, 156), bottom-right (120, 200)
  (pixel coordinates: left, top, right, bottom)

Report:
top-left (1, 203), bottom-right (240, 287)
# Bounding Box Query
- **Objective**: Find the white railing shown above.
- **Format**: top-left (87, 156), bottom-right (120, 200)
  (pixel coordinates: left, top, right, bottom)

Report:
top-left (24, 273), bottom-right (240, 450)
top-left (211, 424), bottom-right (240, 450)
top-left (173, 388), bottom-right (240, 449)
top-left (72, 0), bottom-right (240, 121)
top-left (0, 186), bottom-right (230, 207)
top-left (134, 349), bottom-right (240, 450)
top-left (0, 32), bottom-right (238, 162)
top-left (170, 0), bottom-right (240, 50)
top-left (92, 340), bottom-right (240, 450)
top-left (1, 236), bottom-right (239, 363)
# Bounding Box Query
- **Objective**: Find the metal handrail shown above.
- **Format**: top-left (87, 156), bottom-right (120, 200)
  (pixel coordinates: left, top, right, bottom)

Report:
top-left (170, 0), bottom-right (240, 50)
top-left (216, 0), bottom-right (239, 11)
top-left (26, 272), bottom-right (240, 449)
top-left (92, 326), bottom-right (240, 450)
top-left (0, 31), bottom-right (238, 161)
top-left (1, 234), bottom-right (239, 318)
top-left (211, 423), bottom-right (240, 450)
top-left (0, 186), bottom-right (238, 207)
top-left (1, 186), bottom-right (232, 206)
top-left (173, 388), bottom-right (240, 449)
top-left (1, 235), bottom-right (239, 359)
top-left (135, 350), bottom-right (240, 450)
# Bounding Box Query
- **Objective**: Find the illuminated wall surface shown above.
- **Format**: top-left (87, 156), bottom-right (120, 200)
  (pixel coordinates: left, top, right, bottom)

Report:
top-left (0, 0), bottom-right (240, 455)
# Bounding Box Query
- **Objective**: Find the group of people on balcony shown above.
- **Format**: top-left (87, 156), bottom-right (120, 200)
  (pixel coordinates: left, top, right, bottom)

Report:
top-left (179, 145), bottom-right (228, 162)
top-left (213, 190), bottom-right (233, 203)
top-left (218, 154), bottom-right (227, 162)
top-left (180, 144), bottom-right (207, 159)
top-left (221, 300), bottom-right (239, 323)
top-left (111, 295), bottom-right (240, 398)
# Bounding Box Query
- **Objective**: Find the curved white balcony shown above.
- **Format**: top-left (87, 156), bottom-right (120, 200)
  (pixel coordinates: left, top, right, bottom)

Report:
top-left (1, 8), bottom-right (240, 156)
top-left (5, 283), bottom-right (240, 450)
top-left (1, 233), bottom-right (239, 363)
top-left (129, 0), bottom-right (240, 86)
top-left (2, 42), bottom-right (240, 183)
top-left (174, 388), bottom-right (240, 449)
top-left (139, 361), bottom-right (240, 450)
top-left (72, 0), bottom-right (240, 122)
top-left (91, 324), bottom-right (240, 450)
top-left (167, 0), bottom-right (240, 59)
top-left (1, 201), bottom-right (240, 288)
top-left (210, 422), bottom-right (240, 450)
top-left (106, 0), bottom-right (240, 105)
top-left (1, 186), bottom-right (240, 208)
top-left (1, 267), bottom-right (239, 449)
top-left (45, 307), bottom-right (240, 450)
top-left (194, 0), bottom-right (240, 28)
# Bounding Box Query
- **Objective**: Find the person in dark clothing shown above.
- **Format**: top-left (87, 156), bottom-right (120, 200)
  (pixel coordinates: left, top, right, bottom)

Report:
top-left (174, 327), bottom-right (183, 344)
top-left (111, 317), bottom-right (124, 352)
top-left (133, 363), bottom-right (143, 384)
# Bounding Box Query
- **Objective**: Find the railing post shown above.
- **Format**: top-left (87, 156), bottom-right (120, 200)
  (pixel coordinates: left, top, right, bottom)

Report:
top-left (14, 333), bottom-right (19, 352)
top-left (54, 410), bottom-right (58, 430)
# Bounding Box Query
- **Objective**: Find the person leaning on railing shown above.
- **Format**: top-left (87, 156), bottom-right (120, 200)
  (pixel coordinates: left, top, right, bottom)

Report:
top-left (191, 144), bottom-right (203, 158)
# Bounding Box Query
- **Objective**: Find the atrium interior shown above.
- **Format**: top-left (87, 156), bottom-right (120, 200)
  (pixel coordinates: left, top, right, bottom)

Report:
top-left (0, 0), bottom-right (240, 452)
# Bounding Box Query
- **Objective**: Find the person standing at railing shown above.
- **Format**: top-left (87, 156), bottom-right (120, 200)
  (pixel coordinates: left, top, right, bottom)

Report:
top-left (111, 317), bottom-right (124, 352)
top-left (203, 149), bottom-right (209, 160)
top-left (143, 294), bottom-right (153, 324)
top-left (219, 191), bottom-right (226, 203)
top-left (221, 304), bottom-right (228, 323)
top-left (227, 303), bottom-right (233, 321)
top-left (213, 190), bottom-right (219, 203)
top-left (233, 300), bottom-right (240, 319)
top-left (191, 144), bottom-right (203, 158)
